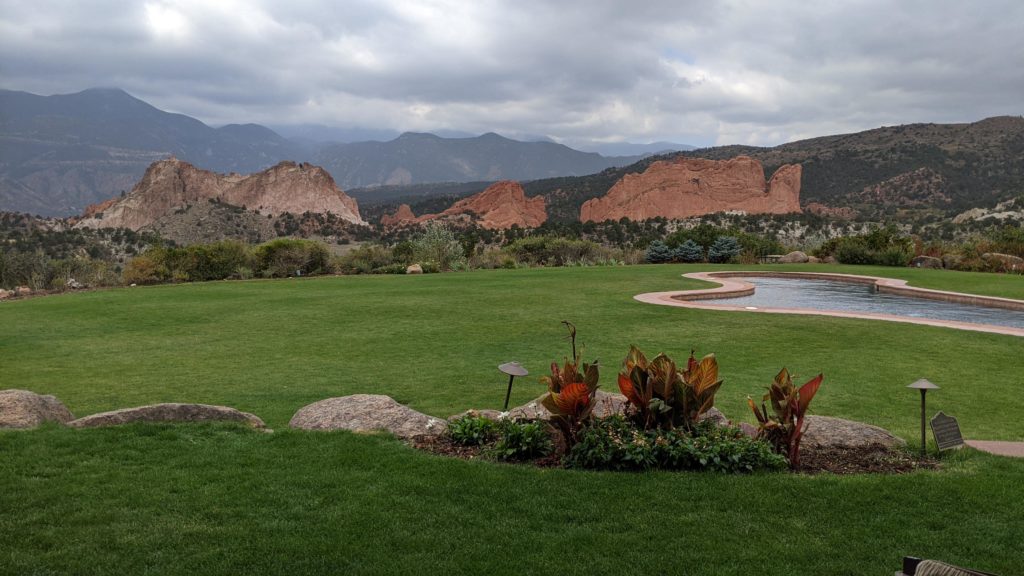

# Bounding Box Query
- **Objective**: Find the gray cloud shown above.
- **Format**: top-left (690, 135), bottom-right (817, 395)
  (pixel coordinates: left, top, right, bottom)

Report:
top-left (1, 0), bottom-right (1021, 148)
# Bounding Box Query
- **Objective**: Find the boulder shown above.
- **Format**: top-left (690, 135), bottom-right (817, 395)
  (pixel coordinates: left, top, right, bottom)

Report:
top-left (777, 251), bottom-right (810, 264)
top-left (68, 403), bottom-right (266, 429)
top-left (910, 255), bottom-right (943, 269)
top-left (800, 416), bottom-right (905, 450)
top-left (66, 278), bottom-right (84, 289)
top-left (698, 407), bottom-right (730, 427)
top-left (823, 256), bottom-right (838, 265)
top-left (448, 408), bottom-right (504, 422)
top-left (0, 389), bottom-right (74, 429)
top-left (14, 286), bottom-right (31, 296)
top-left (289, 394), bottom-right (446, 439)
top-left (508, 390), bottom-right (628, 421)
top-left (807, 256), bottom-right (821, 264)
top-left (982, 252), bottom-right (1024, 271)
top-left (406, 264), bottom-right (424, 274)
top-left (0, 289), bottom-right (12, 300)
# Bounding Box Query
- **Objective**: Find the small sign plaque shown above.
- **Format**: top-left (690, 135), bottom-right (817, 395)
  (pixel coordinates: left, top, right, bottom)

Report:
top-left (930, 411), bottom-right (964, 451)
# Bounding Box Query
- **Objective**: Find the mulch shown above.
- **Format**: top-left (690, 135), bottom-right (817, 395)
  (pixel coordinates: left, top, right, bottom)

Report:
top-left (411, 435), bottom-right (939, 475)
top-left (796, 443), bottom-right (940, 475)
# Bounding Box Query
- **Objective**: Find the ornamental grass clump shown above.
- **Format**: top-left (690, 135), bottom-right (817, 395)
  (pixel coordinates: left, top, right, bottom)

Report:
top-left (748, 367), bottom-right (824, 469)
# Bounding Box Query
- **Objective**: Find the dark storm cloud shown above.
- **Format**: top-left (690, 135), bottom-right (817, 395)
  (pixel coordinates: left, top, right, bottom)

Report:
top-left (1, 0), bottom-right (1021, 147)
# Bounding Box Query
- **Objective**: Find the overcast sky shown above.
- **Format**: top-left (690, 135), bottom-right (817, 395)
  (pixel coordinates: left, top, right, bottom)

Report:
top-left (1, 0), bottom-right (1022, 148)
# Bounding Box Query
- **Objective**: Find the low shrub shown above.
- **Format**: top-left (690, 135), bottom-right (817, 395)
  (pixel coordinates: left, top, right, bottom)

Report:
top-left (448, 415), bottom-right (500, 446)
top-left (490, 420), bottom-right (553, 461)
top-left (565, 416), bottom-right (786, 473)
top-left (255, 238), bottom-right (331, 278)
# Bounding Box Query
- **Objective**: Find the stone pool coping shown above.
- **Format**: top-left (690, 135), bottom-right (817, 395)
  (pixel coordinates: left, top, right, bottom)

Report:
top-left (634, 271), bottom-right (1024, 337)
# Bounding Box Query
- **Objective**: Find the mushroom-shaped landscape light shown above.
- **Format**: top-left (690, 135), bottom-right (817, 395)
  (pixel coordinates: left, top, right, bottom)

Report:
top-left (907, 378), bottom-right (939, 456)
top-left (499, 362), bottom-right (529, 411)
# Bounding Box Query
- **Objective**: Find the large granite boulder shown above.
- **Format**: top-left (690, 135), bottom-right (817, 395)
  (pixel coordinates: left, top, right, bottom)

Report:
top-left (778, 251), bottom-right (810, 264)
top-left (508, 390), bottom-right (629, 421)
top-left (68, 403), bottom-right (266, 429)
top-left (911, 255), bottom-right (944, 269)
top-left (800, 416), bottom-right (905, 450)
top-left (0, 389), bottom-right (74, 429)
top-left (289, 394), bottom-right (446, 439)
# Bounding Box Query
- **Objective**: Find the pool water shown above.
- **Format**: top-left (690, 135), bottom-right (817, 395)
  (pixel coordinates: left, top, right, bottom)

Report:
top-left (701, 277), bottom-right (1024, 330)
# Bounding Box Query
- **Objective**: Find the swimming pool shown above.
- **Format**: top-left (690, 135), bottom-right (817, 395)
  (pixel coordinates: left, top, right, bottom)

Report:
top-left (633, 272), bottom-right (1024, 336)
top-left (699, 276), bottom-right (1024, 330)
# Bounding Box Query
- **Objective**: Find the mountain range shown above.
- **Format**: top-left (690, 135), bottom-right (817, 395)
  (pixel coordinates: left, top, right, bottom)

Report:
top-left (0, 88), bottom-right (672, 216)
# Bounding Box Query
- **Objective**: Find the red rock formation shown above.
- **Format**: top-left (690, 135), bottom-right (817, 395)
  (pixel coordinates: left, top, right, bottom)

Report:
top-left (75, 158), bottom-right (364, 230)
top-left (380, 204), bottom-right (417, 228)
top-left (382, 180), bottom-right (546, 230)
top-left (579, 156), bottom-right (801, 222)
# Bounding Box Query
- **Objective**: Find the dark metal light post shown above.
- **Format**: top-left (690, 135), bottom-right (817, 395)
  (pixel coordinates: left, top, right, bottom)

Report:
top-left (907, 378), bottom-right (939, 456)
top-left (499, 362), bottom-right (529, 411)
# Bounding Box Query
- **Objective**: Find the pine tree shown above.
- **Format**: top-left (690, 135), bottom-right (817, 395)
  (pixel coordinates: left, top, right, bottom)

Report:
top-left (708, 236), bottom-right (742, 263)
top-left (645, 240), bottom-right (673, 264)
top-left (673, 239), bottom-right (705, 263)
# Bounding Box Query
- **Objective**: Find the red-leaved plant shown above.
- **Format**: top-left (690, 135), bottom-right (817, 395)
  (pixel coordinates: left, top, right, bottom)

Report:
top-left (748, 368), bottom-right (823, 469)
top-left (540, 322), bottom-right (599, 447)
top-left (617, 345), bottom-right (723, 431)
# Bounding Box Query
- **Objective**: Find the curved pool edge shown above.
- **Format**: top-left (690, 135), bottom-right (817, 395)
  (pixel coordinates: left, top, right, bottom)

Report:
top-left (634, 271), bottom-right (1024, 338)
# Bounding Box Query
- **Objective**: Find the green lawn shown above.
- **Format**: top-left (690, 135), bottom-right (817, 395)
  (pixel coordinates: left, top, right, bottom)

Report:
top-left (1, 264), bottom-right (1022, 574)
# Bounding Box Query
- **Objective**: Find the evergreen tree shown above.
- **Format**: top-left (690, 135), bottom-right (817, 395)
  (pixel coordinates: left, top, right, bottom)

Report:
top-left (673, 239), bottom-right (705, 263)
top-left (645, 240), bottom-right (673, 264)
top-left (708, 236), bottom-right (742, 263)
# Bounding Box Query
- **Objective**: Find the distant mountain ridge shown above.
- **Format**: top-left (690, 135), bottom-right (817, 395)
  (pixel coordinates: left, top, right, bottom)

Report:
top-left (0, 88), bottom-right (658, 216)
top-left (313, 131), bottom-right (644, 189)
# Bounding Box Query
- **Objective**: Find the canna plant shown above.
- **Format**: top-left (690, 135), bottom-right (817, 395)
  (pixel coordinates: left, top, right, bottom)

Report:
top-left (541, 322), bottom-right (599, 447)
top-left (617, 346), bottom-right (723, 431)
top-left (747, 368), bottom-right (824, 469)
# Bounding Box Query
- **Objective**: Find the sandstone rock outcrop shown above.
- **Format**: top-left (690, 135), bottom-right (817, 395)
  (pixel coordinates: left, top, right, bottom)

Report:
top-left (380, 204), bottom-right (416, 228)
top-left (580, 156), bottom-right (801, 222)
top-left (381, 180), bottom-right (546, 230)
top-left (67, 403), bottom-right (266, 429)
top-left (0, 390), bottom-right (75, 429)
top-left (289, 394), bottom-right (446, 439)
top-left (75, 158), bottom-right (364, 231)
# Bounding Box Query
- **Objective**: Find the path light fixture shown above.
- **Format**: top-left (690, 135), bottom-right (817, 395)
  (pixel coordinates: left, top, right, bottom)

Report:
top-left (907, 378), bottom-right (939, 456)
top-left (498, 362), bottom-right (529, 411)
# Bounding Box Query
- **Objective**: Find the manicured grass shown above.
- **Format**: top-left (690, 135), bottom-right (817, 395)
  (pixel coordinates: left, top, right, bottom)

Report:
top-left (1, 264), bottom-right (1022, 574)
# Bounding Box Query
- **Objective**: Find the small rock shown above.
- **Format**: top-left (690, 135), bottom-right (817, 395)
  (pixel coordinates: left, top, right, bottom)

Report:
top-left (406, 264), bottom-right (424, 274)
top-left (0, 389), bottom-right (74, 429)
top-left (66, 278), bottom-right (84, 289)
top-left (800, 416), bottom-right (905, 450)
top-left (289, 394), bottom-right (446, 439)
top-left (68, 403), bottom-right (266, 429)
top-left (910, 255), bottom-right (943, 269)
top-left (777, 251), bottom-right (810, 264)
